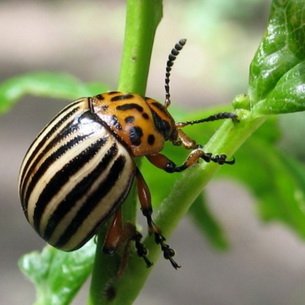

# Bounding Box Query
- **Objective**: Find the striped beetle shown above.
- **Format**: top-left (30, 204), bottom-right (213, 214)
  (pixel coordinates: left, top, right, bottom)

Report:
top-left (19, 39), bottom-right (236, 269)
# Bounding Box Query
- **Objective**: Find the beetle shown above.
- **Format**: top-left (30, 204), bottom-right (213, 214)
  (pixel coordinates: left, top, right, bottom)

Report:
top-left (18, 39), bottom-right (237, 269)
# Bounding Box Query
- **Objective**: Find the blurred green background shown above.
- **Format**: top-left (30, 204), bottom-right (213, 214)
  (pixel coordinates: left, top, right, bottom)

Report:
top-left (3, 1), bottom-right (305, 305)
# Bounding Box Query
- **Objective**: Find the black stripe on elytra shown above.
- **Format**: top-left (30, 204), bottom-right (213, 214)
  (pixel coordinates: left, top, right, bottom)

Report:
top-left (116, 103), bottom-right (143, 112)
top-left (110, 94), bottom-right (134, 102)
top-left (142, 112), bottom-right (149, 120)
top-left (23, 133), bottom-right (87, 215)
top-left (55, 155), bottom-right (128, 249)
top-left (20, 104), bottom-right (81, 193)
top-left (151, 110), bottom-right (171, 140)
top-left (20, 110), bottom-right (86, 203)
top-left (68, 171), bottom-right (133, 251)
top-left (21, 133), bottom-right (88, 214)
top-left (32, 136), bottom-right (107, 232)
top-left (34, 100), bottom-right (82, 142)
top-left (43, 141), bottom-right (118, 240)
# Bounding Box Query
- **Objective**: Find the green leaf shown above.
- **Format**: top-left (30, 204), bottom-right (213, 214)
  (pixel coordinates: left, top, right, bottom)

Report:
top-left (19, 240), bottom-right (96, 305)
top-left (249, 0), bottom-right (305, 114)
top-left (221, 120), bottom-right (305, 238)
top-left (0, 72), bottom-right (108, 114)
top-left (279, 112), bottom-right (305, 159)
top-left (118, 0), bottom-right (163, 94)
top-left (254, 62), bottom-right (305, 114)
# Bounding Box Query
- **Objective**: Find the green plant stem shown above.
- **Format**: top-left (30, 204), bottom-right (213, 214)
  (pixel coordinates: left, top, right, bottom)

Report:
top-left (106, 111), bottom-right (266, 305)
top-left (89, 1), bottom-right (162, 305)
top-left (118, 0), bottom-right (162, 95)
top-left (89, 1), bottom-right (266, 304)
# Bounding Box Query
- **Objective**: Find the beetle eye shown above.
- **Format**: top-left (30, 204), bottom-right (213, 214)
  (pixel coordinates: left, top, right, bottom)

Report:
top-left (151, 111), bottom-right (172, 140)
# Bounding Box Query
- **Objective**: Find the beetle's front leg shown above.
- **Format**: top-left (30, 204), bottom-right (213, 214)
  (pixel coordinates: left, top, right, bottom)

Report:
top-left (135, 168), bottom-right (180, 269)
top-left (103, 209), bottom-right (152, 270)
top-left (146, 149), bottom-right (234, 173)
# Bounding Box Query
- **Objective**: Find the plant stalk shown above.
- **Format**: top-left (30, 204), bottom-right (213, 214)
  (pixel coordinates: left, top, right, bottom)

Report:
top-left (89, 1), bottom-right (162, 304)
top-left (107, 112), bottom-right (266, 305)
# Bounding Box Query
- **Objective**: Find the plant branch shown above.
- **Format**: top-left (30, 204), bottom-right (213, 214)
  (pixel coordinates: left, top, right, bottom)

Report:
top-left (89, 1), bottom-right (162, 304)
top-left (118, 0), bottom-right (163, 95)
top-left (107, 110), bottom-right (266, 305)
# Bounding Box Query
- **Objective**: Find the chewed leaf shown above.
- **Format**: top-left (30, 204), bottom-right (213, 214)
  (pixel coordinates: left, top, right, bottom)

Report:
top-left (19, 240), bottom-right (95, 305)
top-left (249, 0), bottom-right (305, 114)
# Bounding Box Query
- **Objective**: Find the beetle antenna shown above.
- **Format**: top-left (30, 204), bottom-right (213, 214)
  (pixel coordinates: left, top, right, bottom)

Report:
top-left (164, 39), bottom-right (187, 108)
top-left (176, 112), bottom-right (238, 128)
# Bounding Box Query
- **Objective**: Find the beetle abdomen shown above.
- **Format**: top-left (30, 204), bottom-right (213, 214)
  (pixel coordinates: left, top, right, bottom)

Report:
top-left (19, 99), bottom-right (135, 251)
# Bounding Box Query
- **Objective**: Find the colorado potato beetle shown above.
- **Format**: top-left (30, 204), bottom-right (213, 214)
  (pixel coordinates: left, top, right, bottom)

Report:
top-left (19, 39), bottom-right (237, 269)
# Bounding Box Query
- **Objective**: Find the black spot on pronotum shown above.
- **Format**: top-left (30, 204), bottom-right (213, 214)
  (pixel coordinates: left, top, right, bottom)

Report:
top-left (116, 103), bottom-right (143, 112)
top-left (111, 94), bottom-right (134, 102)
top-left (151, 111), bottom-right (171, 140)
top-left (129, 126), bottom-right (143, 146)
top-left (142, 112), bottom-right (149, 120)
top-left (151, 101), bottom-right (167, 112)
top-left (147, 134), bottom-right (155, 145)
top-left (125, 116), bottom-right (135, 124)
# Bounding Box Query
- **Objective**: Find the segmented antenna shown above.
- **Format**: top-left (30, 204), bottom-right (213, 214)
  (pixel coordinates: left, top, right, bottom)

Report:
top-left (164, 39), bottom-right (187, 108)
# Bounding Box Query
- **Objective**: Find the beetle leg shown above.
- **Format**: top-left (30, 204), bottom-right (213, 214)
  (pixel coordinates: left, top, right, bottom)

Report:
top-left (147, 149), bottom-right (234, 173)
top-left (103, 209), bottom-right (153, 269)
top-left (103, 210), bottom-right (124, 255)
top-left (132, 230), bottom-right (153, 268)
top-left (172, 129), bottom-right (198, 149)
top-left (135, 168), bottom-right (181, 269)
